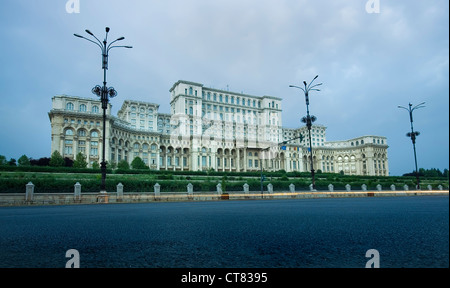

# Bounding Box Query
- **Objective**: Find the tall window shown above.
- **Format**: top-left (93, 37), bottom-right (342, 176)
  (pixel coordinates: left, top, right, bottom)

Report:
top-left (91, 131), bottom-right (99, 138)
top-left (66, 102), bottom-right (74, 111)
top-left (92, 106), bottom-right (99, 113)
top-left (79, 104), bottom-right (87, 112)
top-left (90, 141), bottom-right (99, 156)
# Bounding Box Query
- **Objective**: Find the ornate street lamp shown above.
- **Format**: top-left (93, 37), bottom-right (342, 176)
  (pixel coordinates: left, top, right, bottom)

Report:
top-left (290, 75), bottom-right (322, 190)
top-left (74, 27), bottom-right (132, 193)
top-left (398, 102), bottom-right (425, 189)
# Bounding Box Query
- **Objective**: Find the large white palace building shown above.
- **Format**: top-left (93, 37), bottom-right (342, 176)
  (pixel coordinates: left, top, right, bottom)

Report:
top-left (48, 80), bottom-right (389, 176)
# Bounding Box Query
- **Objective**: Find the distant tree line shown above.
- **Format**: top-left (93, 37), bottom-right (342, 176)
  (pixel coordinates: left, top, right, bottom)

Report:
top-left (403, 168), bottom-right (449, 178)
top-left (0, 151), bottom-right (149, 171)
top-left (1, 153), bottom-right (449, 176)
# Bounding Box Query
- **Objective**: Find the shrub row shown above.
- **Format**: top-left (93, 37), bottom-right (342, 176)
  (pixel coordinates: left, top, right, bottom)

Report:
top-left (1, 177), bottom-right (447, 194)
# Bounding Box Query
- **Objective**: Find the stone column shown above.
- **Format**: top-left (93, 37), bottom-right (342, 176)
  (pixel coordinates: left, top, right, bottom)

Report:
top-left (187, 183), bottom-right (193, 199)
top-left (289, 183), bottom-right (295, 193)
top-left (403, 184), bottom-right (409, 191)
top-left (243, 183), bottom-right (249, 198)
top-left (361, 184), bottom-right (367, 191)
top-left (26, 182), bottom-right (34, 202)
top-left (345, 184), bottom-right (351, 192)
top-left (154, 183), bottom-right (161, 199)
top-left (267, 183), bottom-right (273, 194)
top-left (117, 183), bottom-right (124, 201)
top-left (328, 184), bottom-right (334, 192)
top-left (74, 182), bottom-right (81, 201)
top-left (216, 183), bottom-right (222, 195)
top-left (390, 184), bottom-right (396, 191)
top-left (376, 184), bottom-right (382, 191)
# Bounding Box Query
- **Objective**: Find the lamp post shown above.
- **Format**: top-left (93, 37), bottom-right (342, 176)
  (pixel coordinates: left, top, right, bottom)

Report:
top-left (290, 75), bottom-right (322, 190)
top-left (398, 102), bottom-right (425, 190)
top-left (260, 136), bottom-right (303, 198)
top-left (74, 27), bottom-right (132, 193)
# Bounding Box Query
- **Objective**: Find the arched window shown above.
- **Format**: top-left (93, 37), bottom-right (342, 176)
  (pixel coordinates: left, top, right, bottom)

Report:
top-left (79, 104), bottom-right (87, 112)
top-left (65, 129), bottom-right (74, 136)
top-left (66, 102), bottom-right (74, 111)
top-left (92, 106), bottom-right (99, 113)
top-left (77, 129), bottom-right (87, 137)
top-left (91, 131), bottom-right (99, 138)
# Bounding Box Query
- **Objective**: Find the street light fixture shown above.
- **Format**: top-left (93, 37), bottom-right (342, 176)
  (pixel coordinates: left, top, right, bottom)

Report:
top-left (260, 136), bottom-right (303, 198)
top-left (289, 75), bottom-right (322, 190)
top-left (398, 102), bottom-right (425, 189)
top-left (74, 27), bottom-right (132, 194)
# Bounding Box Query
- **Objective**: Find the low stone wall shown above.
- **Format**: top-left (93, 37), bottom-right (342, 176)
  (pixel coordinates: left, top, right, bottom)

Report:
top-left (0, 190), bottom-right (448, 207)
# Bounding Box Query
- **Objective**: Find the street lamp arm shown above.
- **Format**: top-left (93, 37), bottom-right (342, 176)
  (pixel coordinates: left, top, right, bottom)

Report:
top-left (309, 83), bottom-right (322, 90)
top-left (108, 45), bottom-right (133, 52)
top-left (289, 85), bottom-right (306, 93)
top-left (107, 37), bottom-right (125, 51)
top-left (85, 30), bottom-right (104, 47)
top-left (412, 102), bottom-right (426, 111)
top-left (74, 34), bottom-right (103, 50)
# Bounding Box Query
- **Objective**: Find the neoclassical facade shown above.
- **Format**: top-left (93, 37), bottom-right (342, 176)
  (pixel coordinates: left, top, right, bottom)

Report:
top-left (48, 80), bottom-right (389, 176)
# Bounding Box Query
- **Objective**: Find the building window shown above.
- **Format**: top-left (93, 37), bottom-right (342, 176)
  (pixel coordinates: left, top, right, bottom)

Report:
top-left (92, 106), bottom-right (99, 113)
top-left (65, 129), bottom-right (74, 136)
top-left (66, 102), bottom-right (74, 111)
top-left (77, 130), bottom-right (86, 137)
top-left (91, 131), bottom-right (99, 138)
top-left (79, 104), bottom-right (87, 112)
top-left (90, 141), bottom-right (98, 156)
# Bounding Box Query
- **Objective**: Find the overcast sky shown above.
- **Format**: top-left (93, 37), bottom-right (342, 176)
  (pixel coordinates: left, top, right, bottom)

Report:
top-left (0, 0), bottom-right (448, 176)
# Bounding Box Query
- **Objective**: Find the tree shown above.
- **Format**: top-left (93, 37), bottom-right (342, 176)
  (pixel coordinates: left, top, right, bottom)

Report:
top-left (117, 160), bottom-right (130, 170)
top-left (64, 157), bottom-right (74, 167)
top-left (18, 155), bottom-right (31, 166)
top-left (8, 158), bottom-right (16, 166)
top-left (49, 151), bottom-right (64, 167)
top-left (30, 157), bottom-right (50, 166)
top-left (107, 161), bottom-right (117, 170)
top-left (73, 152), bottom-right (88, 168)
top-left (0, 155), bottom-right (7, 166)
top-left (92, 161), bottom-right (100, 169)
top-left (131, 157), bottom-right (148, 169)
